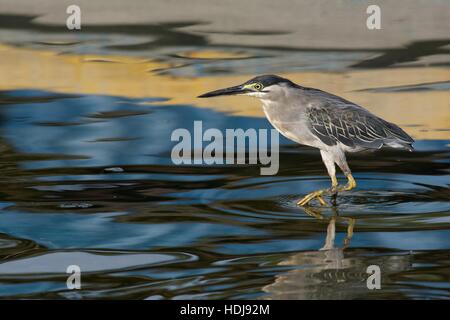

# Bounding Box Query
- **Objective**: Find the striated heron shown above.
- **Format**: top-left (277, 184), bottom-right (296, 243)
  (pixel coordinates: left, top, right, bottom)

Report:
top-left (199, 75), bottom-right (414, 206)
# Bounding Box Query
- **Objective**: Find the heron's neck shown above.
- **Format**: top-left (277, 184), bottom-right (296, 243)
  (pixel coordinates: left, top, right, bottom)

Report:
top-left (260, 99), bottom-right (281, 122)
top-left (260, 98), bottom-right (276, 109)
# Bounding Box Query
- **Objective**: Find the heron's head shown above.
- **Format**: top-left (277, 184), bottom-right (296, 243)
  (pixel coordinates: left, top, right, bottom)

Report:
top-left (198, 75), bottom-right (296, 100)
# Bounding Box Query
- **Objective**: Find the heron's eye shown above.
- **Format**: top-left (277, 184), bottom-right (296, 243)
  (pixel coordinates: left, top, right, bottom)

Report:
top-left (253, 83), bottom-right (263, 91)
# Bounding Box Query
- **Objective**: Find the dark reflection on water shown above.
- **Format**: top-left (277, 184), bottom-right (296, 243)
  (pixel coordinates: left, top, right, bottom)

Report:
top-left (0, 89), bottom-right (449, 299)
top-left (357, 81), bottom-right (450, 93)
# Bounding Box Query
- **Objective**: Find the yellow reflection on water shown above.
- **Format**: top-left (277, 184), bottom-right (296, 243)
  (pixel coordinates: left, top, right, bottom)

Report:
top-left (176, 50), bottom-right (252, 60)
top-left (0, 44), bottom-right (449, 139)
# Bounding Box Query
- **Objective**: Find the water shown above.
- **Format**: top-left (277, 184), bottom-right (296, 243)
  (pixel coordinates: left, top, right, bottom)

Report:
top-left (0, 3), bottom-right (449, 299)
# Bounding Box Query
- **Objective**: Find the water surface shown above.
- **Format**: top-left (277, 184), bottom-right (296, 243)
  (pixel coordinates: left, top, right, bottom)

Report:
top-left (0, 3), bottom-right (449, 299)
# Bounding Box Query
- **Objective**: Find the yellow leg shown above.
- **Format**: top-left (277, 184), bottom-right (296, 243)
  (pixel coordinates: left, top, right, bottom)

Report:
top-left (331, 175), bottom-right (338, 192)
top-left (338, 173), bottom-right (356, 191)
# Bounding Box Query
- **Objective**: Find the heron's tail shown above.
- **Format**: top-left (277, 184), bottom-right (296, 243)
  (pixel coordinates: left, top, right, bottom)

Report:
top-left (382, 120), bottom-right (414, 151)
top-left (385, 140), bottom-right (414, 151)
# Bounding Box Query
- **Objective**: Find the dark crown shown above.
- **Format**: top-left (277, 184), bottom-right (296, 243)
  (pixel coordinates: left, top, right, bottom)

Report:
top-left (244, 74), bottom-right (294, 87)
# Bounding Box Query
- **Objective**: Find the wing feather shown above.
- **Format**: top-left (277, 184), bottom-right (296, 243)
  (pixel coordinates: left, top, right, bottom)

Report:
top-left (306, 95), bottom-right (413, 150)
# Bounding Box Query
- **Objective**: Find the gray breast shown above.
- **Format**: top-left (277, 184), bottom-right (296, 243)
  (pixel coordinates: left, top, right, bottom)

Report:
top-left (261, 99), bottom-right (324, 149)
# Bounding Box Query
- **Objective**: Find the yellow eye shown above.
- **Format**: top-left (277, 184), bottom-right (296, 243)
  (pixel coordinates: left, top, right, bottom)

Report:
top-left (253, 83), bottom-right (263, 91)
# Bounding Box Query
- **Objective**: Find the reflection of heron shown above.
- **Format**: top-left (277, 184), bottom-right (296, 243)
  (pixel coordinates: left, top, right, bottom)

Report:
top-left (262, 207), bottom-right (411, 300)
top-left (303, 206), bottom-right (355, 251)
top-left (199, 75), bottom-right (414, 206)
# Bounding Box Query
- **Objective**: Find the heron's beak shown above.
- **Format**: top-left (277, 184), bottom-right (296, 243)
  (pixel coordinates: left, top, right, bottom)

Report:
top-left (198, 85), bottom-right (248, 98)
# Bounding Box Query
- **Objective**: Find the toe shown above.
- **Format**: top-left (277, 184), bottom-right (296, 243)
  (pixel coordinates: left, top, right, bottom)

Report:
top-left (317, 196), bottom-right (327, 206)
top-left (297, 190), bottom-right (325, 206)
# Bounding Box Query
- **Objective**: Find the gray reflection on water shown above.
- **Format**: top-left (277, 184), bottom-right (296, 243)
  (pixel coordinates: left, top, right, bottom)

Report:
top-left (262, 207), bottom-right (411, 300)
top-left (2, 11), bottom-right (450, 79)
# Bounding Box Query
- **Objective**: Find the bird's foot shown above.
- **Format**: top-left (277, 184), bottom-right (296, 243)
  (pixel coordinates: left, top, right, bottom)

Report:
top-left (297, 189), bottom-right (327, 206)
top-left (337, 178), bottom-right (356, 192)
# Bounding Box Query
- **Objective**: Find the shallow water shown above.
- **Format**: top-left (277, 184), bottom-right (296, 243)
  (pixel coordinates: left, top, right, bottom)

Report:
top-left (0, 88), bottom-right (448, 299)
top-left (0, 4), bottom-right (449, 299)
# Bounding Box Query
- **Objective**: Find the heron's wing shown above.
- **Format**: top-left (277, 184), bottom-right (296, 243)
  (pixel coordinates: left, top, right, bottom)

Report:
top-left (306, 97), bottom-right (413, 150)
